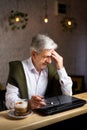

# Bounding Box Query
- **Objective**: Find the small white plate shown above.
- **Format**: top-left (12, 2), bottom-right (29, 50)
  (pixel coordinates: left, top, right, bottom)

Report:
top-left (8, 109), bottom-right (33, 119)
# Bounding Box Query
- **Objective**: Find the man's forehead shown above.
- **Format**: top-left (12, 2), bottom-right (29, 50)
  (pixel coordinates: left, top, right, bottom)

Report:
top-left (40, 49), bottom-right (53, 56)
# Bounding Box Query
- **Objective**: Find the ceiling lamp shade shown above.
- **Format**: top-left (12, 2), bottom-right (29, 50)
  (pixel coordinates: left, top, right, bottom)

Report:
top-left (8, 10), bottom-right (28, 30)
top-left (60, 16), bottom-right (77, 32)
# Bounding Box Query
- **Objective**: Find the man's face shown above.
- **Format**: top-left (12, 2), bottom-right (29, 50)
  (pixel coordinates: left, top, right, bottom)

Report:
top-left (32, 49), bottom-right (53, 72)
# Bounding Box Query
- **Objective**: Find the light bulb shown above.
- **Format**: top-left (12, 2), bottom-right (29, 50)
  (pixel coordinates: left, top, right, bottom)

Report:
top-left (44, 17), bottom-right (48, 23)
top-left (15, 17), bottom-right (20, 22)
top-left (68, 20), bottom-right (72, 26)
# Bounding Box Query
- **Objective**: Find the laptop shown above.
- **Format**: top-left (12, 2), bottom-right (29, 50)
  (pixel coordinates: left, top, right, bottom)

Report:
top-left (35, 95), bottom-right (86, 115)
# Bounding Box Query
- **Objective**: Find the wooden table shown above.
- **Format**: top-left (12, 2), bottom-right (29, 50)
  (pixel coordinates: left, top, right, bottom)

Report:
top-left (0, 92), bottom-right (87, 130)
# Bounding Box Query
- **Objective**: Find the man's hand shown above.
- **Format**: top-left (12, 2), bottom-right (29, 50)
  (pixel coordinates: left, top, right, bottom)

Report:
top-left (29, 95), bottom-right (46, 110)
top-left (51, 50), bottom-right (64, 69)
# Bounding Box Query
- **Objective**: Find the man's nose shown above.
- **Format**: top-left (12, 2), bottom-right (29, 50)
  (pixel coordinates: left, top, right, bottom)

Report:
top-left (46, 57), bottom-right (52, 63)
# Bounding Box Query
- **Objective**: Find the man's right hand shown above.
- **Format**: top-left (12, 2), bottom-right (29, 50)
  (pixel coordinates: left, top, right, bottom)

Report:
top-left (29, 95), bottom-right (46, 110)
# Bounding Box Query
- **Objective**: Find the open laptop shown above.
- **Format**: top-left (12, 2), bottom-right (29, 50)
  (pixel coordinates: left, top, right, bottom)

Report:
top-left (35, 95), bottom-right (86, 115)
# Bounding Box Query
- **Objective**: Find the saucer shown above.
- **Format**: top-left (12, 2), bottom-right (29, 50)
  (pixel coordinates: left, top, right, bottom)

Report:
top-left (8, 109), bottom-right (33, 119)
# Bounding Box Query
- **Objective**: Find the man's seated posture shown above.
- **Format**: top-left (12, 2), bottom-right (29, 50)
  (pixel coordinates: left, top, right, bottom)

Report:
top-left (5, 34), bottom-right (73, 110)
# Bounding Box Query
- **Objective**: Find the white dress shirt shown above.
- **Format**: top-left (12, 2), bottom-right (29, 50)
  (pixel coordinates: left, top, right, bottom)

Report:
top-left (5, 57), bottom-right (72, 109)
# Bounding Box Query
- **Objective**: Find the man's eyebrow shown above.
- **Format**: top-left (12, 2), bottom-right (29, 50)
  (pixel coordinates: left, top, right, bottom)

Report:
top-left (43, 55), bottom-right (52, 58)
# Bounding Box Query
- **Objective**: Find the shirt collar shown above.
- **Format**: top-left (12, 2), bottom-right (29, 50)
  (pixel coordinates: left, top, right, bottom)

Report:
top-left (27, 57), bottom-right (48, 74)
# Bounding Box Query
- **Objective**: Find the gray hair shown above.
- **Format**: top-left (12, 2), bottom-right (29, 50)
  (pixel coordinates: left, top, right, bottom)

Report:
top-left (30, 34), bottom-right (58, 53)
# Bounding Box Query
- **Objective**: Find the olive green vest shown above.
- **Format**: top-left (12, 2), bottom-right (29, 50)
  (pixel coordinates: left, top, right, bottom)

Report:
top-left (7, 61), bottom-right (62, 99)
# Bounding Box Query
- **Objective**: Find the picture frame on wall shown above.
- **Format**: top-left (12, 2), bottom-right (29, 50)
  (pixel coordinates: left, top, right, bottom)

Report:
top-left (70, 75), bottom-right (86, 94)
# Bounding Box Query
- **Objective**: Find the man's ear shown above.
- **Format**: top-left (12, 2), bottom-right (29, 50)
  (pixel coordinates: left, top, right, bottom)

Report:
top-left (32, 51), bottom-right (37, 58)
